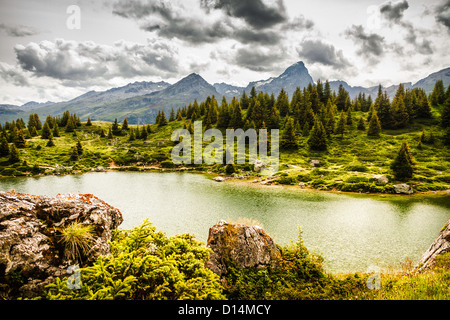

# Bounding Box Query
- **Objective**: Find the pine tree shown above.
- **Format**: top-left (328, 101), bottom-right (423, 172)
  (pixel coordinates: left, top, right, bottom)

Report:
top-left (367, 112), bottom-right (382, 137)
top-left (157, 110), bottom-right (168, 127)
top-left (100, 129), bottom-right (106, 138)
top-left (276, 88), bottom-right (290, 117)
top-left (76, 140), bottom-right (83, 155)
top-left (14, 129), bottom-right (26, 148)
top-left (86, 117), bottom-right (92, 126)
top-left (8, 144), bottom-right (20, 163)
top-left (430, 80), bottom-right (445, 106)
top-left (217, 97), bottom-right (231, 129)
top-left (307, 118), bottom-right (328, 151)
top-left (169, 108), bottom-right (175, 122)
top-left (280, 117), bottom-right (297, 150)
top-left (52, 124), bottom-right (60, 137)
top-left (229, 98), bottom-right (244, 129)
top-left (335, 111), bottom-right (346, 138)
top-left (41, 122), bottom-right (52, 139)
top-left (65, 116), bottom-right (77, 133)
top-left (391, 94), bottom-right (409, 128)
top-left (46, 136), bottom-right (55, 147)
top-left (70, 146), bottom-right (79, 161)
top-left (441, 96), bottom-right (450, 128)
top-left (0, 135), bottom-right (9, 157)
top-left (112, 118), bottom-right (120, 135)
top-left (346, 106), bottom-right (353, 127)
top-left (122, 117), bottom-right (129, 131)
top-left (176, 109), bottom-right (183, 121)
top-left (391, 141), bottom-right (414, 181)
top-left (141, 126), bottom-right (148, 140)
top-left (444, 127), bottom-right (450, 146)
top-left (108, 127), bottom-right (113, 139)
top-left (128, 128), bottom-right (135, 141)
top-left (357, 117), bottom-right (366, 131)
top-left (374, 86), bottom-right (393, 129)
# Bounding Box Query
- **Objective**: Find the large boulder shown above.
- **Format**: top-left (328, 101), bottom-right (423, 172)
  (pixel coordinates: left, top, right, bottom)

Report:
top-left (393, 183), bottom-right (414, 195)
top-left (373, 174), bottom-right (389, 184)
top-left (0, 191), bottom-right (123, 298)
top-left (206, 220), bottom-right (281, 276)
top-left (417, 220), bottom-right (450, 272)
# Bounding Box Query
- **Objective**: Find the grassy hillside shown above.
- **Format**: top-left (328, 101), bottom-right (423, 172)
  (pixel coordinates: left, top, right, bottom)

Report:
top-left (0, 113), bottom-right (448, 194)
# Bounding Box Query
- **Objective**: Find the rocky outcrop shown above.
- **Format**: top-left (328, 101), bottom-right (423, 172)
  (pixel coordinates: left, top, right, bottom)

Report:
top-left (373, 174), bottom-right (389, 184)
top-left (0, 191), bottom-right (123, 298)
top-left (206, 220), bottom-right (281, 276)
top-left (253, 159), bottom-right (266, 173)
top-left (417, 220), bottom-right (450, 272)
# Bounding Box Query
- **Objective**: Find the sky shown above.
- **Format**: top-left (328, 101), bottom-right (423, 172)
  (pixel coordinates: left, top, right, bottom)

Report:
top-left (0, 0), bottom-right (449, 105)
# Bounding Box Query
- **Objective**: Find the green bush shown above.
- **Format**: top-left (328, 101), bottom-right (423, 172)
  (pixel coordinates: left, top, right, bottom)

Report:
top-left (345, 176), bottom-right (370, 183)
top-left (277, 176), bottom-right (296, 185)
top-left (345, 164), bottom-right (368, 172)
top-left (45, 220), bottom-right (224, 300)
top-left (297, 173), bottom-right (312, 182)
top-left (161, 160), bottom-right (176, 168)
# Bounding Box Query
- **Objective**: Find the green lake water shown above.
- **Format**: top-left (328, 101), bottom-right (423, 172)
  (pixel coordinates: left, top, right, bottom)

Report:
top-left (1, 171), bottom-right (449, 273)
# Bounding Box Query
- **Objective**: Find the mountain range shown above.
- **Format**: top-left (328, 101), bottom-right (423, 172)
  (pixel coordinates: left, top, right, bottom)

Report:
top-left (1, 62), bottom-right (449, 125)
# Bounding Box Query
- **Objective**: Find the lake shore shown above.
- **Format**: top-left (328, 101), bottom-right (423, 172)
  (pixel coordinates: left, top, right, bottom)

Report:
top-left (2, 163), bottom-right (450, 199)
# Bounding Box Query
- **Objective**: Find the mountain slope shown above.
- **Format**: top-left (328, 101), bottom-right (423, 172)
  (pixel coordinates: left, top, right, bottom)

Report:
top-left (245, 61), bottom-right (314, 98)
top-left (1, 62), bottom-right (449, 125)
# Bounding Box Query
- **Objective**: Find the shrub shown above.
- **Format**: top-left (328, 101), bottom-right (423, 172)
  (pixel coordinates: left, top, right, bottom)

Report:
top-left (345, 176), bottom-right (370, 183)
top-left (345, 164), bottom-right (368, 172)
top-left (161, 160), bottom-right (176, 168)
top-left (60, 222), bottom-right (95, 263)
top-left (46, 220), bottom-right (224, 300)
top-left (277, 175), bottom-right (295, 185)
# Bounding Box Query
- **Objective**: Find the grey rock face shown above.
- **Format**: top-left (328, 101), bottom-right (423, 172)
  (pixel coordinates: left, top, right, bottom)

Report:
top-left (206, 220), bottom-right (281, 276)
top-left (417, 220), bottom-right (450, 272)
top-left (0, 191), bottom-right (123, 298)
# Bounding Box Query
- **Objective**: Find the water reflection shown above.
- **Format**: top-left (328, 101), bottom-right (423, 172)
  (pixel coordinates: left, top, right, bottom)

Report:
top-left (0, 172), bottom-right (449, 273)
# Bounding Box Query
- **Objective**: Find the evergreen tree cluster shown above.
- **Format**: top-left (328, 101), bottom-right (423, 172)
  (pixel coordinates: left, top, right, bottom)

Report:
top-left (160, 79), bottom-right (443, 151)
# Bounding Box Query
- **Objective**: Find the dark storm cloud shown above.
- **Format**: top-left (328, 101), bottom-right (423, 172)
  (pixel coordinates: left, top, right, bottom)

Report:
top-left (112, 0), bottom-right (305, 46)
top-left (141, 19), bottom-right (229, 44)
top-left (344, 25), bottom-right (385, 60)
top-left (13, 39), bottom-right (180, 81)
top-left (297, 39), bottom-right (350, 70)
top-left (200, 0), bottom-right (287, 29)
top-left (0, 23), bottom-right (39, 37)
top-left (233, 28), bottom-right (280, 45)
top-left (233, 46), bottom-right (287, 72)
top-left (435, 0), bottom-right (450, 31)
top-left (379, 0), bottom-right (409, 23)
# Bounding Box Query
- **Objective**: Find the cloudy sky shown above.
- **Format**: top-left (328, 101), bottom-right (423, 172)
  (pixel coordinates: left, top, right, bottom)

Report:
top-left (0, 0), bottom-right (449, 105)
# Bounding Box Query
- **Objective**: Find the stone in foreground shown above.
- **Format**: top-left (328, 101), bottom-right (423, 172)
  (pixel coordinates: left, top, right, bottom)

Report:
top-left (417, 220), bottom-right (450, 272)
top-left (206, 220), bottom-right (281, 276)
top-left (0, 191), bottom-right (123, 298)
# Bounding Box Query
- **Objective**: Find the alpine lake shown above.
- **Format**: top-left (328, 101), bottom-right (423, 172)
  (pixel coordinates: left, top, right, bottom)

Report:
top-left (1, 171), bottom-right (449, 273)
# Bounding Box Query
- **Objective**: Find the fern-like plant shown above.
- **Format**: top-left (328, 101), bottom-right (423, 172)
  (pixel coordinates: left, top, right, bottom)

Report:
top-left (60, 222), bottom-right (95, 263)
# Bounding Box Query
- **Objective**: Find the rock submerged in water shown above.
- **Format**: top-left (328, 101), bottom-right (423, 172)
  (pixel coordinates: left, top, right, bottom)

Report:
top-left (206, 220), bottom-right (281, 276)
top-left (417, 220), bottom-right (450, 272)
top-left (0, 191), bottom-right (123, 299)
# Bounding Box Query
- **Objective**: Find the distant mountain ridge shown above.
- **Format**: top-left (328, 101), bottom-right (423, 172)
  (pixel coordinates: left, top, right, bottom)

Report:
top-left (1, 62), bottom-right (449, 124)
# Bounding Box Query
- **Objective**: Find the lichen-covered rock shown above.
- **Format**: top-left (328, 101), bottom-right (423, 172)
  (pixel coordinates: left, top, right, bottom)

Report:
top-left (0, 191), bottom-right (123, 298)
top-left (417, 220), bottom-right (450, 272)
top-left (393, 183), bottom-right (414, 194)
top-left (206, 220), bottom-right (281, 276)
